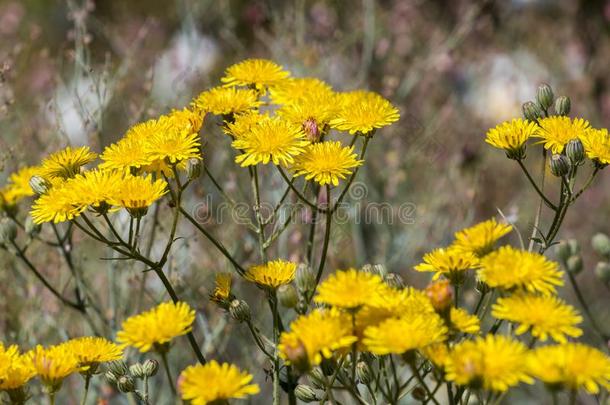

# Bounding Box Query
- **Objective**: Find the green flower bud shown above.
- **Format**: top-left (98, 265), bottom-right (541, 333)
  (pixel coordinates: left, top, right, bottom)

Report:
top-left (142, 359), bottom-right (159, 377)
top-left (105, 370), bottom-right (118, 385)
top-left (555, 96), bottom-right (571, 116)
top-left (25, 216), bottom-right (41, 237)
top-left (186, 158), bottom-right (202, 180)
top-left (555, 240), bottom-right (572, 264)
top-left (522, 101), bottom-right (543, 122)
top-left (107, 360), bottom-right (129, 376)
top-left (550, 154), bottom-right (569, 177)
top-left (565, 139), bottom-right (585, 166)
top-left (277, 284), bottom-right (298, 308)
top-left (361, 263), bottom-right (387, 277)
top-left (117, 375), bottom-right (136, 393)
top-left (591, 233), bottom-right (610, 258)
top-left (296, 264), bottom-right (315, 294)
top-left (229, 299), bottom-right (251, 322)
top-left (566, 255), bottom-right (583, 275)
top-left (356, 361), bottom-right (372, 384)
top-left (384, 273), bottom-right (404, 289)
top-left (595, 262), bottom-right (610, 283)
top-left (567, 239), bottom-right (580, 256)
top-left (536, 83), bottom-right (554, 110)
top-left (29, 175), bottom-right (50, 195)
top-left (129, 363), bottom-right (145, 379)
top-left (0, 217), bottom-right (17, 244)
top-left (294, 384), bottom-right (319, 403)
top-left (308, 368), bottom-right (325, 389)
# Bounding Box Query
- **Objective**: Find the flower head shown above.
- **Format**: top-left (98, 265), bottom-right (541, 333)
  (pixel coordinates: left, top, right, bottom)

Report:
top-left (449, 307), bottom-right (480, 334)
top-left (0, 344), bottom-right (35, 391)
top-left (245, 259), bottom-right (297, 289)
top-left (69, 169), bottom-right (126, 210)
top-left (445, 335), bottom-right (533, 392)
top-left (315, 269), bottom-right (386, 309)
top-left (414, 247), bottom-right (478, 283)
top-left (60, 337), bottom-right (123, 369)
top-left (269, 77), bottom-right (334, 105)
top-left (222, 59), bottom-right (289, 89)
top-left (453, 218), bottom-right (512, 257)
top-left (492, 294), bottom-right (582, 342)
top-left (108, 175), bottom-right (168, 217)
top-left (279, 309), bottom-right (357, 368)
top-left (29, 344), bottom-right (80, 390)
top-left (535, 116), bottom-right (590, 154)
top-left (580, 127), bottom-right (610, 166)
top-left (144, 111), bottom-right (202, 165)
top-left (30, 181), bottom-right (87, 224)
top-left (117, 301), bottom-right (196, 352)
top-left (192, 86), bottom-right (261, 116)
top-left (179, 361), bottom-right (259, 404)
top-left (292, 141), bottom-right (363, 186)
top-left (232, 116), bottom-right (309, 166)
top-left (330, 91), bottom-right (399, 135)
top-left (40, 146), bottom-right (97, 180)
top-left (477, 246), bottom-right (563, 295)
top-left (528, 343), bottom-right (610, 394)
top-left (210, 273), bottom-right (233, 304)
top-left (485, 118), bottom-right (538, 159)
top-left (99, 135), bottom-right (149, 173)
top-left (0, 166), bottom-right (40, 206)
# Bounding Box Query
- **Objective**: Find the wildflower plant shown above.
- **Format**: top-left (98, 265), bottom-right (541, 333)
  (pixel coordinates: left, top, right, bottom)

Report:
top-left (0, 56), bottom-right (609, 405)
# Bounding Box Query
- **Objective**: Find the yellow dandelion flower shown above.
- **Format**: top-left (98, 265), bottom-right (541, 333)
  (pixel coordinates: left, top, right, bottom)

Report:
top-left (362, 313), bottom-right (448, 355)
top-left (224, 111), bottom-right (271, 139)
top-left (269, 77), bottom-right (334, 105)
top-left (292, 141), bottom-right (363, 186)
top-left (478, 246), bottom-right (563, 295)
top-left (210, 273), bottom-right (233, 304)
top-left (108, 175), bottom-right (168, 217)
top-left (117, 301), bottom-right (195, 352)
top-left (99, 135), bottom-right (150, 173)
top-left (450, 307), bottom-right (480, 334)
top-left (0, 166), bottom-right (41, 206)
top-left (277, 91), bottom-right (340, 142)
top-left (68, 169), bottom-right (126, 210)
top-left (30, 181), bottom-right (86, 224)
top-left (414, 247), bottom-right (478, 283)
top-left (485, 118), bottom-right (538, 159)
top-left (232, 116), bottom-right (309, 166)
top-left (453, 218), bottom-right (512, 257)
top-left (29, 344), bottom-right (80, 389)
top-left (315, 268), bottom-right (386, 309)
top-left (245, 259), bottom-right (297, 289)
top-left (536, 116), bottom-right (590, 154)
top-left (492, 294), bottom-right (582, 343)
top-left (580, 127), bottom-right (610, 166)
top-left (60, 337), bottom-right (123, 369)
top-left (222, 59), bottom-right (290, 89)
top-left (330, 91), bottom-right (400, 135)
top-left (144, 112), bottom-right (201, 165)
top-left (0, 344), bottom-right (35, 391)
top-left (192, 86), bottom-right (262, 116)
top-left (40, 146), bottom-right (97, 180)
top-left (445, 335), bottom-right (533, 392)
top-left (421, 343), bottom-right (450, 368)
top-left (528, 343), bottom-right (610, 394)
top-left (279, 309), bottom-right (357, 368)
top-left (179, 360), bottom-right (260, 404)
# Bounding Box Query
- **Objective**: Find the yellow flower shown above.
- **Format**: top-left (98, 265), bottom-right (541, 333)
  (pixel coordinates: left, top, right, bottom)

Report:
top-left (221, 59), bottom-right (290, 89)
top-left (144, 111), bottom-right (202, 165)
top-left (179, 360), bottom-right (260, 404)
top-left (99, 136), bottom-right (149, 173)
top-left (117, 301), bottom-right (196, 352)
top-left (30, 181), bottom-right (86, 224)
top-left (232, 116), bottom-right (309, 166)
top-left (60, 337), bottom-right (123, 369)
top-left (69, 169), bottom-right (126, 210)
top-left (492, 294), bottom-right (582, 343)
top-left (453, 218), bottom-right (512, 257)
top-left (245, 259), bottom-right (297, 289)
top-left (535, 116), bottom-right (590, 154)
top-left (269, 77), bottom-right (334, 105)
top-left (108, 175), bottom-right (168, 217)
top-left (279, 309), bottom-right (357, 367)
top-left (528, 343), bottom-right (610, 394)
top-left (580, 127), bottom-right (610, 165)
top-left (210, 273), bottom-right (233, 304)
top-left (29, 344), bottom-right (80, 389)
top-left (445, 335), bottom-right (533, 392)
top-left (414, 247), bottom-right (478, 283)
top-left (330, 91), bottom-right (400, 135)
top-left (277, 89), bottom-right (339, 141)
top-left (0, 166), bottom-right (40, 206)
top-left (421, 343), bottom-right (450, 368)
top-left (450, 307), bottom-right (480, 334)
top-left (40, 146), bottom-right (97, 180)
top-left (0, 344), bottom-right (35, 391)
top-left (191, 86), bottom-right (261, 116)
top-left (477, 246), bottom-right (563, 295)
top-left (485, 118), bottom-right (538, 159)
top-left (315, 268), bottom-right (386, 309)
top-left (362, 313), bottom-right (448, 355)
top-left (292, 141), bottom-right (363, 186)
top-left (224, 111), bottom-right (271, 139)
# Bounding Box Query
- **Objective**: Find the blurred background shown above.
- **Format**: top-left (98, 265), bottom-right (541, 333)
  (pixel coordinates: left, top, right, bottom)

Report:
top-left (0, 0), bottom-right (609, 403)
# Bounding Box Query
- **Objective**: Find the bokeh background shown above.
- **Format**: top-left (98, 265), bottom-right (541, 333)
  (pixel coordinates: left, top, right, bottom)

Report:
top-left (1, 0), bottom-right (609, 403)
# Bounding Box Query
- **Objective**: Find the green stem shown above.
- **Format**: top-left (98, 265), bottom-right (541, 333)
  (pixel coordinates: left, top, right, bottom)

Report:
top-left (81, 374), bottom-right (91, 405)
top-left (517, 159), bottom-right (557, 211)
top-left (270, 293), bottom-right (281, 405)
top-left (309, 186), bottom-right (333, 301)
top-left (409, 362), bottom-right (440, 405)
top-left (250, 166), bottom-right (267, 262)
top-left (566, 271), bottom-right (610, 343)
top-left (160, 350), bottom-right (177, 396)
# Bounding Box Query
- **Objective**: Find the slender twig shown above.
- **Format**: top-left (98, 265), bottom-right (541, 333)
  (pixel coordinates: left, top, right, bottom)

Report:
top-left (516, 159), bottom-right (557, 211)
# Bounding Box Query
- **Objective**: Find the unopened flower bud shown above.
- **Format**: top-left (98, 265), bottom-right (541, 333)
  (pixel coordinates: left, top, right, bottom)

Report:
top-left (129, 363), bottom-right (145, 379)
top-left (0, 217), bottom-right (17, 244)
top-left (308, 368), bottom-right (325, 390)
top-left (105, 370), bottom-right (118, 385)
top-left (294, 384), bottom-right (319, 402)
top-left (296, 264), bottom-right (315, 294)
top-left (568, 239), bottom-right (580, 256)
top-left (425, 280), bottom-right (453, 313)
top-left (284, 339), bottom-right (310, 373)
top-left (555, 240), bottom-right (572, 263)
top-left (555, 96), bottom-right (571, 116)
top-left (303, 118), bottom-right (321, 142)
top-left (117, 375), bottom-right (135, 393)
top-left (186, 158), bottom-right (202, 180)
top-left (412, 386), bottom-right (427, 401)
top-left (550, 154), bottom-right (569, 177)
top-left (566, 139), bottom-right (585, 166)
top-left (25, 216), bottom-right (41, 237)
top-left (29, 175), bottom-right (50, 195)
top-left (229, 299), bottom-right (251, 322)
top-left (522, 101), bottom-right (543, 122)
top-left (566, 255), bottom-right (583, 275)
top-left (277, 284), bottom-right (298, 308)
top-left (142, 359), bottom-right (159, 377)
top-left (595, 262), bottom-right (610, 284)
top-left (356, 361), bottom-right (372, 384)
top-left (592, 233), bottom-right (610, 258)
top-left (384, 273), bottom-right (404, 289)
top-left (107, 360), bottom-right (129, 376)
top-left (536, 83), bottom-right (554, 110)
top-left (362, 263), bottom-right (387, 277)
